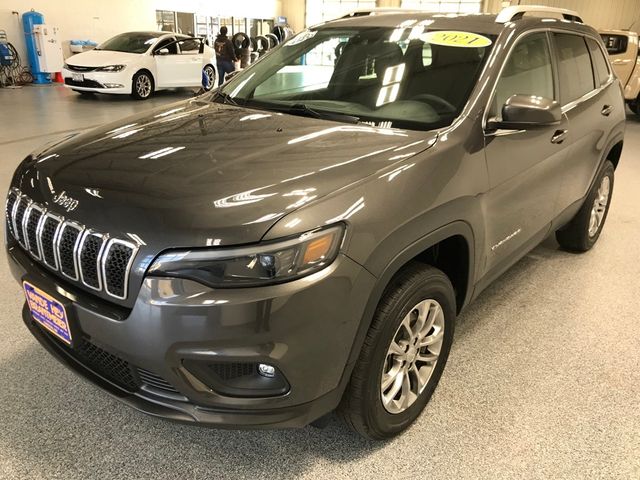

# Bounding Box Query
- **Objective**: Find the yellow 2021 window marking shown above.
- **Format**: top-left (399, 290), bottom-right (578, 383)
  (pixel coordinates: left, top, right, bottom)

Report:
top-left (424, 31), bottom-right (493, 48)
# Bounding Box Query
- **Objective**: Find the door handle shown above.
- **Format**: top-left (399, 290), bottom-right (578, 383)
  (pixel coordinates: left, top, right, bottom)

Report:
top-left (551, 129), bottom-right (568, 144)
top-left (601, 105), bottom-right (614, 117)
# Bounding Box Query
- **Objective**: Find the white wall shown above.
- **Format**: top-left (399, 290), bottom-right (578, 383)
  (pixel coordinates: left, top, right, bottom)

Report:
top-left (280, 0), bottom-right (305, 32)
top-left (0, 0), bottom-right (282, 64)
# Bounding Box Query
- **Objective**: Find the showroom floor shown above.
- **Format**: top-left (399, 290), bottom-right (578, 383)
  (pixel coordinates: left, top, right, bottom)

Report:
top-left (0, 85), bottom-right (638, 479)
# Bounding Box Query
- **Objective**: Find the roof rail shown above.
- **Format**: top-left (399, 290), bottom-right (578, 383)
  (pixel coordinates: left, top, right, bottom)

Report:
top-left (342, 8), bottom-right (424, 18)
top-left (496, 5), bottom-right (583, 24)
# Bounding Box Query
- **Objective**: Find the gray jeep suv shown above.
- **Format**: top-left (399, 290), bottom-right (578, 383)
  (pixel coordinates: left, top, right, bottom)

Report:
top-left (6, 6), bottom-right (625, 439)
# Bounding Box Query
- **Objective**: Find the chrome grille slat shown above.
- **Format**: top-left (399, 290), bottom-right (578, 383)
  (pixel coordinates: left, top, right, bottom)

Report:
top-left (5, 190), bottom-right (137, 300)
top-left (25, 203), bottom-right (45, 260)
top-left (57, 221), bottom-right (83, 281)
top-left (14, 196), bottom-right (31, 248)
top-left (10, 192), bottom-right (22, 242)
top-left (39, 212), bottom-right (63, 270)
top-left (102, 239), bottom-right (138, 300)
top-left (5, 189), bottom-right (18, 238)
top-left (78, 230), bottom-right (107, 291)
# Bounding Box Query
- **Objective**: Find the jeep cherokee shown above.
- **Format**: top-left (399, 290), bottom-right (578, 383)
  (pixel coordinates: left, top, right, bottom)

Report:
top-left (6, 6), bottom-right (625, 439)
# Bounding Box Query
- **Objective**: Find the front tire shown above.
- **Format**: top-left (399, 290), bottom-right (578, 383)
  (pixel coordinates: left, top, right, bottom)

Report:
top-left (338, 263), bottom-right (456, 440)
top-left (556, 160), bottom-right (615, 252)
top-left (131, 71), bottom-right (154, 100)
top-left (203, 64), bottom-right (216, 91)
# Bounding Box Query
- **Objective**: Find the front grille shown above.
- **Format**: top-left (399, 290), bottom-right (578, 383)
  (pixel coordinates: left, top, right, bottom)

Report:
top-left (6, 189), bottom-right (138, 300)
top-left (75, 339), bottom-right (139, 391)
top-left (40, 325), bottom-right (183, 397)
top-left (138, 368), bottom-right (181, 394)
top-left (64, 78), bottom-right (103, 88)
top-left (42, 327), bottom-right (140, 392)
top-left (65, 64), bottom-right (97, 72)
top-left (211, 362), bottom-right (256, 381)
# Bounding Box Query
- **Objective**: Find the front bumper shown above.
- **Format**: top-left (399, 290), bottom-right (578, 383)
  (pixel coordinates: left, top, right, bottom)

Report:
top-left (62, 67), bottom-right (131, 94)
top-left (8, 244), bottom-right (376, 428)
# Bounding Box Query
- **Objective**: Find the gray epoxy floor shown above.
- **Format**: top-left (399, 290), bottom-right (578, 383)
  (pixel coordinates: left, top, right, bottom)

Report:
top-left (0, 85), bottom-right (639, 479)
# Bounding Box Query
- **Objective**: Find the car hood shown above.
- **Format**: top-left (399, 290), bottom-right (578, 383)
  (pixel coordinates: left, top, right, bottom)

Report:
top-left (14, 98), bottom-right (435, 249)
top-left (66, 49), bottom-right (142, 67)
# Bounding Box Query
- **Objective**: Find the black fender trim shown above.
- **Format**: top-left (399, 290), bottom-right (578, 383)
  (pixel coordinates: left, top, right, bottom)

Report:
top-left (336, 221), bottom-right (475, 397)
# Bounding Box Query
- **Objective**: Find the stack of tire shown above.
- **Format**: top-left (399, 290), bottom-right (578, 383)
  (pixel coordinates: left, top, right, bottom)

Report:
top-left (231, 26), bottom-right (294, 68)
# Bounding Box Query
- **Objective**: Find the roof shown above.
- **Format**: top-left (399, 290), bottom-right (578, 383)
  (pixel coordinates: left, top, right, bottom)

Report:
top-left (315, 11), bottom-right (598, 38)
top-left (317, 12), bottom-right (504, 35)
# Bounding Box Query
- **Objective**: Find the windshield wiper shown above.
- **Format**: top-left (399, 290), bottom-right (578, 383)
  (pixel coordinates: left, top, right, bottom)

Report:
top-left (272, 103), bottom-right (360, 124)
top-left (213, 91), bottom-right (240, 106)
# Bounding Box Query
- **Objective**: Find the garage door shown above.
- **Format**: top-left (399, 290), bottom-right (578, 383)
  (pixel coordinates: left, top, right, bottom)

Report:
top-left (401, 0), bottom-right (482, 13)
top-left (306, 0), bottom-right (377, 26)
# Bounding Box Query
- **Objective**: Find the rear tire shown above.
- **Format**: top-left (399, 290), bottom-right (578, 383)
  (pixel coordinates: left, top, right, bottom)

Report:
top-left (556, 160), bottom-right (615, 252)
top-left (130, 71), bottom-right (154, 100)
top-left (338, 263), bottom-right (456, 440)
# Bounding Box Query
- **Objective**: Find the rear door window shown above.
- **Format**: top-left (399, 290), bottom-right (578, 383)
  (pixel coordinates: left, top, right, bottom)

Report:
top-left (586, 38), bottom-right (611, 87)
top-left (553, 33), bottom-right (595, 104)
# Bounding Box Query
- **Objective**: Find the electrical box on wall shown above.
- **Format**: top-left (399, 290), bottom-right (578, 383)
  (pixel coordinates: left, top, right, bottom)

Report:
top-left (33, 24), bottom-right (63, 72)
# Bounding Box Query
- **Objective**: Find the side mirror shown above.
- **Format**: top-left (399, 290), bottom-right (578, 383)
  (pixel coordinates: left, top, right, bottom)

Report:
top-left (488, 94), bottom-right (561, 130)
top-left (155, 48), bottom-right (170, 56)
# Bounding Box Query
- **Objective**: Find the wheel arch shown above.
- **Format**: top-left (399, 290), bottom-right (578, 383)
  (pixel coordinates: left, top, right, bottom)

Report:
top-left (133, 68), bottom-right (155, 87)
top-left (605, 138), bottom-right (623, 170)
top-left (341, 221), bottom-right (475, 383)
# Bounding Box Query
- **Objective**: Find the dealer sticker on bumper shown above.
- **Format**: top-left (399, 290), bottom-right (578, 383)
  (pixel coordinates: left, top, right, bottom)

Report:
top-left (23, 281), bottom-right (72, 345)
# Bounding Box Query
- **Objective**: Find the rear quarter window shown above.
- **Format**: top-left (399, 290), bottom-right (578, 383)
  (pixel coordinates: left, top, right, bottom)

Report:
top-left (553, 33), bottom-right (595, 104)
top-left (586, 38), bottom-right (611, 87)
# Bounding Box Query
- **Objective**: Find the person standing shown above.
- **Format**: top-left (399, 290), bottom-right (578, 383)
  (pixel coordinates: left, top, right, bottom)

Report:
top-left (214, 26), bottom-right (238, 86)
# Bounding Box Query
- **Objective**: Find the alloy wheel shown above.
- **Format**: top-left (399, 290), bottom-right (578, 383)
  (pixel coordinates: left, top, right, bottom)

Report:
top-left (203, 66), bottom-right (216, 90)
top-left (381, 299), bottom-right (445, 414)
top-left (136, 74), bottom-right (152, 98)
top-left (588, 176), bottom-right (610, 237)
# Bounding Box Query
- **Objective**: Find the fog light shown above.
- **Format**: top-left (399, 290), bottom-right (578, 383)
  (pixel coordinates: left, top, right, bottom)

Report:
top-left (258, 363), bottom-right (275, 378)
top-left (104, 83), bottom-right (124, 88)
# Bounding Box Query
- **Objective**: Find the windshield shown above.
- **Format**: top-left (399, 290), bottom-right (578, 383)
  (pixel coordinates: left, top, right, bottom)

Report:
top-left (219, 26), bottom-right (495, 131)
top-left (96, 32), bottom-right (163, 54)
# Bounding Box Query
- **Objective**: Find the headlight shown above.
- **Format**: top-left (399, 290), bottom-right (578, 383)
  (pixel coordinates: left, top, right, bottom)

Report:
top-left (148, 225), bottom-right (345, 288)
top-left (96, 64), bottom-right (126, 72)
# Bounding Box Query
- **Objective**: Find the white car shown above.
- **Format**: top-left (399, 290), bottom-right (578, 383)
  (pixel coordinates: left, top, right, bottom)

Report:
top-left (62, 31), bottom-right (218, 100)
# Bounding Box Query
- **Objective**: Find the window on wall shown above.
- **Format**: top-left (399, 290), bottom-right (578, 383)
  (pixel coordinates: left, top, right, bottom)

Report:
top-left (176, 12), bottom-right (195, 36)
top-left (156, 10), bottom-right (176, 32)
top-left (400, 0), bottom-right (482, 13)
top-left (306, 0), bottom-right (377, 27)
